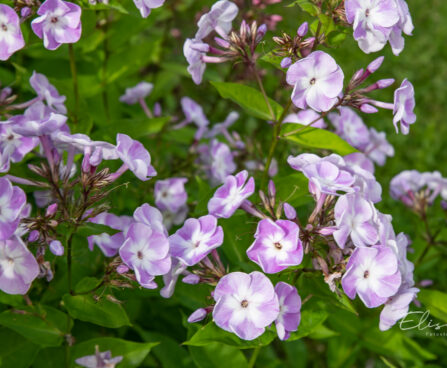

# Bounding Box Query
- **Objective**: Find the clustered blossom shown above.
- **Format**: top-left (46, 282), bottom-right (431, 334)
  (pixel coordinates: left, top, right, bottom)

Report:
top-left (286, 51), bottom-right (344, 112)
top-left (390, 170), bottom-right (447, 209)
top-left (31, 0), bottom-right (82, 50)
top-left (345, 0), bottom-right (413, 55)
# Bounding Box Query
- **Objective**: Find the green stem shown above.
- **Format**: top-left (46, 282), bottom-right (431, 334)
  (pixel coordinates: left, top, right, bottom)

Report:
top-left (66, 230), bottom-right (75, 295)
top-left (68, 44), bottom-right (79, 124)
top-left (261, 99), bottom-right (292, 188)
top-left (101, 12), bottom-right (110, 122)
top-left (415, 213), bottom-right (435, 266)
top-left (248, 347), bottom-right (261, 368)
top-left (251, 64), bottom-right (275, 120)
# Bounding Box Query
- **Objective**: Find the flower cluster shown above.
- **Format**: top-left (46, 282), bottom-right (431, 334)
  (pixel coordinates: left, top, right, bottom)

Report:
top-left (344, 0), bottom-right (413, 55)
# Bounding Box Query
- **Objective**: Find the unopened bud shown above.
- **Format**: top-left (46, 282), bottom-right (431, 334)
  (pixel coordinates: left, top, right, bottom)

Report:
top-left (283, 202), bottom-right (297, 220)
top-left (297, 22), bottom-right (308, 37)
top-left (49, 240), bottom-right (64, 256)
top-left (46, 203), bottom-right (58, 217)
top-left (280, 57), bottom-right (292, 68)
top-left (187, 308), bottom-right (207, 323)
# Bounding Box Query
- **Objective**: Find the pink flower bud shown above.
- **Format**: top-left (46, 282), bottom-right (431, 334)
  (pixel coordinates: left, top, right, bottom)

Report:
top-left (46, 203), bottom-right (58, 217)
top-left (297, 22), bottom-right (308, 37)
top-left (116, 264), bottom-right (129, 274)
top-left (187, 308), bottom-right (207, 323)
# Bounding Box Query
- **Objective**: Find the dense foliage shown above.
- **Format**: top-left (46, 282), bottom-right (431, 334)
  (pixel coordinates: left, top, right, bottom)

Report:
top-left (0, 0), bottom-right (446, 367)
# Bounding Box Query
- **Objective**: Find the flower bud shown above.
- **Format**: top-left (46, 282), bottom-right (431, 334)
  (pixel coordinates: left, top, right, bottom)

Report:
top-left (280, 57), bottom-right (292, 69)
top-left (283, 202), bottom-right (296, 220)
top-left (297, 22), bottom-right (308, 37)
top-left (367, 56), bottom-right (384, 74)
top-left (360, 103), bottom-right (379, 114)
top-left (182, 274), bottom-right (200, 284)
top-left (28, 230), bottom-right (39, 242)
top-left (45, 203), bottom-right (58, 217)
top-left (256, 24), bottom-right (267, 43)
top-left (187, 308), bottom-right (207, 323)
top-left (49, 240), bottom-right (64, 256)
top-left (153, 102), bottom-right (162, 117)
top-left (116, 264), bottom-right (129, 274)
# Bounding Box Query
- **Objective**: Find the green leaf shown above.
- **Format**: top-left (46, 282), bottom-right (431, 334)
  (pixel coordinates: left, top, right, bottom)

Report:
top-left (289, 0), bottom-right (320, 16)
top-left (259, 52), bottom-right (284, 71)
top-left (76, 223), bottom-right (119, 238)
top-left (308, 323), bottom-right (338, 339)
top-left (0, 291), bottom-right (25, 307)
top-left (189, 343), bottom-right (248, 368)
top-left (184, 322), bottom-right (276, 349)
top-left (281, 124), bottom-right (358, 155)
top-left (275, 172), bottom-right (312, 207)
top-left (211, 82), bottom-right (283, 121)
top-left (62, 294), bottom-right (131, 328)
top-left (418, 289), bottom-right (447, 322)
top-left (0, 306), bottom-right (70, 347)
top-left (71, 337), bottom-right (158, 368)
top-left (287, 309), bottom-right (329, 341)
top-left (0, 327), bottom-right (40, 368)
top-left (74, 277), bottom-right (103, 294)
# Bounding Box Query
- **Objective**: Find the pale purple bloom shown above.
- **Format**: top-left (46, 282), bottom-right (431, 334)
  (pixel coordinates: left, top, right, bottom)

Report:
top-left (329, 107), bottom-right (369, 150)
top-left (0, 122), bottom-right (38, 171)
top-left (364, 128), bottom-right (394, 166)
top-left (87, 212), bottom-right (133, 257)
top-left (283, 109), bottom-right (326, 129)
top-left (247, 219), bottom-right (302, 274)
top-left (388, 0), bottom-right (413, 55)
top-left (11, 102), bottom-right (67, 137)
top-left (119, 82), bottom-right (153, 105)
top-left (198, 140), bottom-right (236, 185)
top-left (155, 178), bottom-right (188, 213)
top-left (389, 170), bottom-right (434, 206)
top-left (344, 152), bottom-right (375, 174)
top-left (0, 178), bottom-right (27, 240)
top-left (115, 133), bottom-right (157, 181)
top-left (0, 236), bottom-right (39, 295)
top-left (0, 4), bottom-right (25, 61)
top-left (393, 79), bottom-right (416, 134)
top-left (133, 0), bottom-right (165, 18)
top-left (286, 51), bottom-right (344, 112)
top-left (160, 257), bottom-right (187, 298)
top-left (274, 282), bottom-right (301, 340)
top-left (75, 346), bottom-right (123, 368)
top-left (300, 159), bottom-right (355, 196)
top-left (120, 222), bottom-right (171, 289)
top-left (161, 206), bottom-right (188, 231)
top-left (177, 96), bottom-right (210, 138)
top-left (379, 285), bottom-right (418, 331)
top-left (183, 39), bottom-right (209, 85)
top-left (205, 111), bottom-right (239, 139)
top-left (133, 203), bottom-right (169, 237)
top-left (342, 245), bottom-right (401, 308)
top-left (213, 271), bottom-right (279, 340)
top-left (196, 0), bottom-right (239, 40)
top-left (333, 193), bottom-right (378, 248)
top-left (30, 71), bottom-right (67, 114)
top-left (345, 0), bottom-right (399, 54)
top-left (208, 170), bottom-right (255, 219)
top-left (169, 215), bottom-right (223, 266)
top-left (188, 308), bottom-right (208, 323)
top-left (31, 0), bottom-right (82, 50)
top-left (49, 240), bottom-right (64, 256)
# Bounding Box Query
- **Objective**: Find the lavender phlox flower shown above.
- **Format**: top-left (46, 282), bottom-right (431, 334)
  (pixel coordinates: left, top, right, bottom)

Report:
top-left (333, 193), bottom-right (379, 248)
top-left (30, 71), bottom-right (67, 114)
top-left (328, 107), bottom-right (369, 150)
top-left (154, 178), bottom-right (188, 213)
top-left (389, 170), bottom-right (426, 206)
top-left (0, 178), bottom-right (27, 241)
top-left (392, 79), bottom-right (416, 134)
top-left (160, 257), bottom-right (187, 298)
top-left (169, 215), bottom-right (223, 266)
top-left (31, 0), bottom-right (82, 50)
top-left (363, 128), bottom-right (394, 166)
top-left (119, 222), bottom-right (171, 289)
top-left (183, 39), bottom-right (210, 85)
top-left (388, 0), bottom-right (414, 55)
top-left (208, 170), bottom-right (255, 219)
top-left (119, 82), bottom-right (153, 105)
top-left (113, 133), bottom-right (157, 181)
top-left (75, 346), bottom-right (123, 368)
top-left (274, 282), bottom-right (301, 340)
top-left (0, 4), bottom-right (25, 61)
top-left (0, 122), bottom-right (38, 172)
top-left (345, 0), bottom-right (400, 54)
top-left (197, 139), bottom-right (236, 185)
top-left (247, 219), bottom-right (303, 273)
top-left (212, 271), bottom-right (279, 340)
top-left (286, 51), bottom-right (344, 112)
top-left (175, 97), bottom-right (210, 139)
top-left (87, 212), bottom-right (133, 257)
top-left (342, 245), bottom-right (401, 308)
top-left (196, 0), bottom-right (239, 40)
top-left (0, 236), bottom-right (39, 294)
top-left (133, 0), bottom-right (165, 18)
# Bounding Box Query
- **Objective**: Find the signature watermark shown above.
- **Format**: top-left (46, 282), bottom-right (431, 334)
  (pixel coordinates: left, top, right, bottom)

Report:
top-left (399, 310), bottom-right (447, 336)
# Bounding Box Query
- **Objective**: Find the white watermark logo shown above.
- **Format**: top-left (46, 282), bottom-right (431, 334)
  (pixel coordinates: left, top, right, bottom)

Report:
top-left (399, 310), bottom-right (447, 336)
